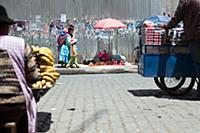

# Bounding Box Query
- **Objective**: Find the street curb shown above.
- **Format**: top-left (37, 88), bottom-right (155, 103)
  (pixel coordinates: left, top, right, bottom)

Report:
top-left (56, 66), bottom-right (138, 75)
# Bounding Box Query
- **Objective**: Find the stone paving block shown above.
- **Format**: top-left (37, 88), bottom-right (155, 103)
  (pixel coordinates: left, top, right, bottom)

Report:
top-left (111, 127), bottom-right (126, 133)
top-left (55, 127), bottom-right (69, 133)
top-left (38, 74), bottom-right (200, 133)
top-left (82, 127), bottom-right (97, 133)
top-left (59, 111), bottom-right (73, 122)
top-left (56, 122), bottom-right (70, 128)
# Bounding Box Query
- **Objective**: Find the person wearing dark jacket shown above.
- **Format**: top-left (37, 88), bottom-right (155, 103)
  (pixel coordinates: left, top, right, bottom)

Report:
top-left (162, 0), bottom-right (200, 94)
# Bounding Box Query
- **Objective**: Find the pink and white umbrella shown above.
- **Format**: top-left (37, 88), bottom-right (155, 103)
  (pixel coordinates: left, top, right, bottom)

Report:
top-left (94, 18), bottom-right (127, 29)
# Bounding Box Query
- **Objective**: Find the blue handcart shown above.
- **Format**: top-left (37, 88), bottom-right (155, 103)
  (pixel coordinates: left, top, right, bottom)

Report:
top-left (138, 28), bottom-right (196, 96)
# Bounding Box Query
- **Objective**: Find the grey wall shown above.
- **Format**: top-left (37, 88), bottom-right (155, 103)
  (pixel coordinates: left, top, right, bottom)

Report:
top-left (1, 0), bottom-right (179, 21)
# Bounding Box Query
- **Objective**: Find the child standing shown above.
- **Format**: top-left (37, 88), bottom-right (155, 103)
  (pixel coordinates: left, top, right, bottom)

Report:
top-left (66, 38), bottom-right (80, 68)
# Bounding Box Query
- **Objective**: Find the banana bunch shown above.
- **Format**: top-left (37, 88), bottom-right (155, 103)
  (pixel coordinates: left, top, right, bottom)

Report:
top-left (31, 65), bottom-right (60, 89)
top-left (32, 46), bottom-right (55, 66)
top-left (31, 45), bottom-right (60, 89)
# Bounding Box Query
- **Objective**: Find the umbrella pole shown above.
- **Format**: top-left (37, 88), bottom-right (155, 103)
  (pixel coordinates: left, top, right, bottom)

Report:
top-left (108, 33), bottom-right (112, 56)
top-left (116, 29), bottom-right (119, 55)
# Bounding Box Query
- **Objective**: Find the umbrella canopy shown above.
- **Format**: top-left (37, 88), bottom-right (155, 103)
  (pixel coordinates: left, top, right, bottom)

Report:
top-left (94, 18), bottom-right (127, 29)
top-left (144, 15), bottom-right (171, 24)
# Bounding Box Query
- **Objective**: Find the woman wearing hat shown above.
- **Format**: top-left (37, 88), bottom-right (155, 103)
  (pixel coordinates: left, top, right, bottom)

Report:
top-left (58, 24), bottom-right (75, 67)
top-left (0, 5), bottom-right (39, 133)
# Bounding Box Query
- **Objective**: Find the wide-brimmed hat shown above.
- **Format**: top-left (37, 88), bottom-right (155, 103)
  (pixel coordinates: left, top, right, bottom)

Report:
top-left (0, 5), bottom-right (16, 25)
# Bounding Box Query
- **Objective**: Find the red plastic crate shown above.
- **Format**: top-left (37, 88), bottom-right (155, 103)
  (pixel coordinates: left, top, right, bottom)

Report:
top-left (141, 27), bottom-right (166, 45)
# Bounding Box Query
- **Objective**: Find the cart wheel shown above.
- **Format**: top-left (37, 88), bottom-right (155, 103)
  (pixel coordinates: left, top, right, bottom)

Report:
top-left (160, 77), bottom-right (195, 96)
top-left (154, 77), bottom-right (163, 89)
top-left (154, 77), bottom-right (185, 90)
top-left (160, 77), bottom-right (186, 90)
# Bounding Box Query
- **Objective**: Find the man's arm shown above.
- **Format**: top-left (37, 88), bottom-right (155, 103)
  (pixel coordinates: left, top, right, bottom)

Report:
top-left (166, 0), bottom-right (187, 29)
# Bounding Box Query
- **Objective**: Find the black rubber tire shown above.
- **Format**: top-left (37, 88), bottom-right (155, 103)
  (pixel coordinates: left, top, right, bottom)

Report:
top-left (160, 77), bottom-right (196, 96)
top-left (160, 77), bottom-right (186, 91)
top-left (154, 77), bottom-right (185, 90)
top-left (154, 77), bottom-right (163, 89)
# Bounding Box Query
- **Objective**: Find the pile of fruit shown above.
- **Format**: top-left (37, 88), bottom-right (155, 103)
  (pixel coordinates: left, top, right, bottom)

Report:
top-left (31, 45), bottom-right (60, 89)
top-left (88, 60), bottom-right (125, 66)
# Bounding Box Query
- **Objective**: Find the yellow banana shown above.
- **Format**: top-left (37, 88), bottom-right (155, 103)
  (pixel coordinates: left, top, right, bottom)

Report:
top-left (31, 45), bottom-right (35, 49)
top-left (46, 67), bottom-right (56, 72)
top-left (31, 45), bottom-right (40, 54)
top-left (39, 52), bottom-right (54, 63)
top-left (39, 56), bottom-right (54, 66)
top-left (46, 82), bottom-right (53, 88)
top-left (46, 69), bottom-right (56, 73)
top-left (42, 85), bottom-right (47, 89)
top-left (36, 68), bottom-right (40, 73)
top-left (32, 83), bottom-right (38, 89)
top-left (39, 81), bottom-right (43, 88)
top-left (41, 72), bottom-right (57, 80)
top-left (39, 48), bottom-right (53, 57)
top-left (41, 79), bottom-right (46, 85)
top-left (43, 75), bottom-right (55, 83)
top-left (39, 65), bottom-right (47, 69)
top-left (39, 49), bottom-right (53, 57)
top-left (32, 57), bottom-right (36, 61)
top-left (35, 81), bottom-right (40, 87)
top-left (39, 66), bottom-right (55, 73)
top-left (31, 45), bottom-right (35, 51)
top-left (39, 47), bottom-right (52, 53)
top-left (52, 72), bottom-right (60, 79)
top-left (42, 48), bottom-right (52, 54)
top-left (33, 81), bottom-right (42, 89)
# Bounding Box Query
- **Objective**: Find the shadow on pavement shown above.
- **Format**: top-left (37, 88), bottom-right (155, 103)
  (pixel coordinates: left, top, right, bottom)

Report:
top-left (128, 89), bottom-right (200, 101)
top-left (36, 112), bottom-right (53, 132)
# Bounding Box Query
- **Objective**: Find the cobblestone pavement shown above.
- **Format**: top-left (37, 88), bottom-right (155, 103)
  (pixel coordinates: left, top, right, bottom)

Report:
top-left (37, 74), bottom-right (200, 133)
